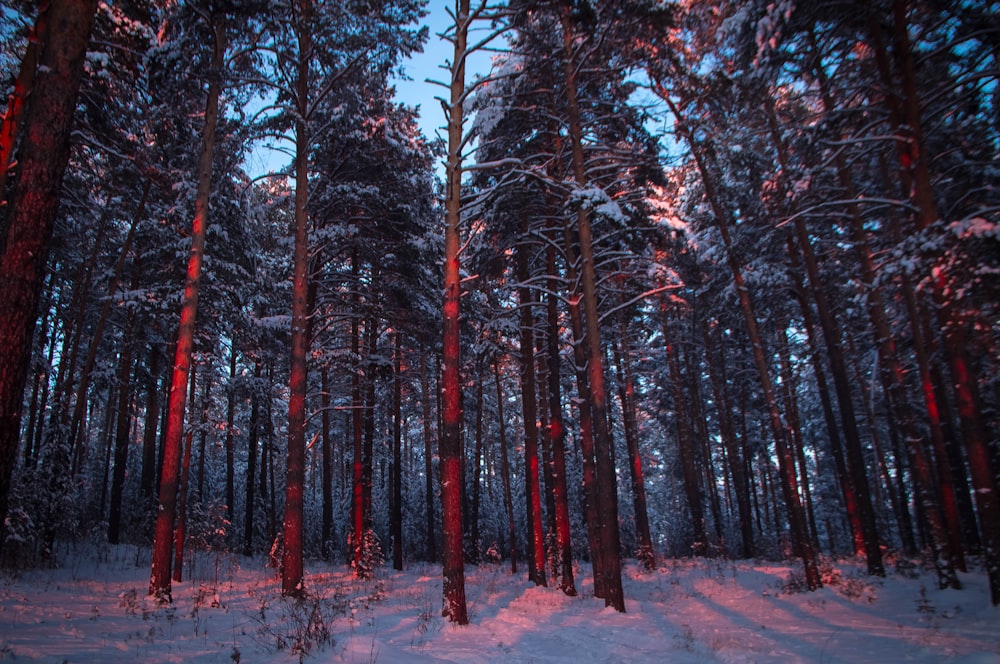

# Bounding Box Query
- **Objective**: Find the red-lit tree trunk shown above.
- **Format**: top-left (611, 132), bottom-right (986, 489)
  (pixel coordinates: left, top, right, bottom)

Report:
top-left (0, 0), bottom-right (98, 541)
top-left (281, 0), bottom-right (312, 597)
top-left (888, 0), bottom-right (999, 603)
top-left (561, 5), bottom-right (624, 612)
top-left (516, 233), bottom-right (546, 587)
top-left (440, 0), bottom-right (469, 624)
top-left (149, 19), bottom-right (225, 601)
top-left (0, 2), bottom-right (50, 207)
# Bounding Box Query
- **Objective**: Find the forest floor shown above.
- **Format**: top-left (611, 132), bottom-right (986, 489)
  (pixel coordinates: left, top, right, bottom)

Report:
top-left (0, 543), bottom-right (997, 663)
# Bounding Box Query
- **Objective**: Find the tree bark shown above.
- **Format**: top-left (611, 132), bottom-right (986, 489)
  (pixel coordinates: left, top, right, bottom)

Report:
top-left (149, 17), bottom-right (225, 602)
top-left (281, 0), bottom-right (312, 597)
top-left (440, 0), bottom-right (469, 624)
top-left (0, 0), bottom-right (98, 541)
top-left (495, 360), bottom-right (518, 574)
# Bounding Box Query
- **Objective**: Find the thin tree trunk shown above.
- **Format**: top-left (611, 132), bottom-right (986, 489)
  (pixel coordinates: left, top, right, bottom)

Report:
top-left (613, 334), bottom-right (654, 570)
top-left (663, 91), bottom-right (820, 590)
top-left (420, 352), bottom-right (437, 561)
top-left (149, 20), bottom-right (225, 602)
top-left (495, 360), bottom-right (518, 574)
top-left (516, 234), bottom-right (546, 587)
top-left (107, 319), bottom-right (135, 544)
top-left (224, 347), bottom-right (237, 527)
top-left (140, 346), bottom-right (162, 506)
top-left (243, 361), bottom-right (262, 557)
top-left (545, 248), bottom-right (577, 593)
top-left (321, 367), bottom-right (334, 559)
top-left (392, 332), bottom-right (404, 571)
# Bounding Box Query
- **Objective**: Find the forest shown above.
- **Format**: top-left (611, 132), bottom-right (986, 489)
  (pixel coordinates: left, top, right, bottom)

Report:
top-left (0, 0), bottom-right (997, 644)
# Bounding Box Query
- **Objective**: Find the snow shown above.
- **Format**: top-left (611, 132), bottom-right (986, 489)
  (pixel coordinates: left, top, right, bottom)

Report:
top-left (1, 546), bottom-right (997, 663)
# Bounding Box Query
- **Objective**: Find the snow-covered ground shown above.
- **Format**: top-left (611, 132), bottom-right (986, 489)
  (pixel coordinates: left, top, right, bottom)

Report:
top-left (0, 544), bottom-right (997, 663)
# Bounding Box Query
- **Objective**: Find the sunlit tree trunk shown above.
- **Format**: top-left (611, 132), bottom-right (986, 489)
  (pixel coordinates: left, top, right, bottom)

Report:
top-left (440, 0), bottom-right (470, 624)
top-left (0, 2), bottom-right (50, 211)
top-left (149, 17), bottom-right (225, 602)
top-left (281, 0), bottom-right (312, 597)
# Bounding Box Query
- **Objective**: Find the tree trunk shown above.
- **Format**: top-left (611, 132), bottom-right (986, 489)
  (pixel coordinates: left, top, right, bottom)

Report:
top-left (613, 334), bottom-right (654, 570)
top-left (516, 234), bottom-right (547, 587)
top-left (420, 351), bottom-right (437, 561)
top-left (107, 321), bottom-right (135, 544)
top-left (392, 332), bottom-right (404, 571)
top-left (173, 367), bottom-right (198, 584)
top-left (0, 0), bottom-right (98, 541)
top-left (495, 360), bottom-right (518, 574)
top-left (224, 347), bottom-right (237, 528)
top-left (243, 361), bottom-right (261, 557)
top-left (149, 19), bottom-right (225, 602)
top-left (321, 367), bottom-right (334, 559)
top-left (561, 6), bottom-right (624, 612)
top-left (281, 0), bottom-right (311, 597)
top-left (440, 0), bottom-right (469, 624)
top-left (0, 1), bottom-right (50, 211)
top-left (545, 245), bottom-right (577, 593)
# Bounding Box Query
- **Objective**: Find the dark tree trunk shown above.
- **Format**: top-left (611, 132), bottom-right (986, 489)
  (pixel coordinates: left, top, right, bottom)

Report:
top-left (243, 361), bottom-right (262, 557)
top-left (420, 352), bottom-right (437, 561)
top-left (0, 0), bottom-right (98, 541)
top-left (495, 360), bottom-right (518, 574)
top-left (392, 332), bottom-right (403, 571)
top-left (107, 325), bottom-right (135, 544)
top-left (516, 234), bottom-right (546, 587)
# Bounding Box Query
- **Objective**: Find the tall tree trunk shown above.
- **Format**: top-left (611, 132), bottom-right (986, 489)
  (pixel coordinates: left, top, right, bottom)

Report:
top-left (440, 0), bottom-right (469, 624)
top-left (149, 19), bottom-right (224, 602)
top-left (0, 0), bottom-right (98, 540)
top-left (470, 371), bottom-right (484, 564)
top-left (281, 0), bottom-right (312, 597)
top-left (561, 6), bottom-right (624, 612)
